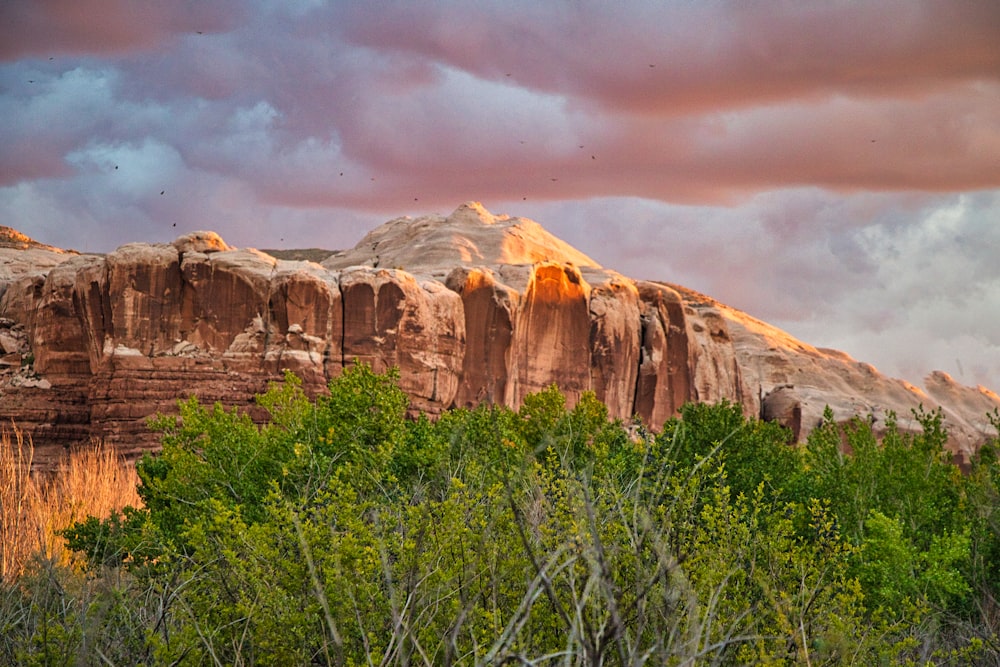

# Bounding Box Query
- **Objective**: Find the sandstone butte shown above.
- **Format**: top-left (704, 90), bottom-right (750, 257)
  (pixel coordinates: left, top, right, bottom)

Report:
top-left (1, 202), bottom-right (998, 468)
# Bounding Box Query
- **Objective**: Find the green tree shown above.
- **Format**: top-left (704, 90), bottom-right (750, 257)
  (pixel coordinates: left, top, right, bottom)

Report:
top-left (51, 370), bottom-right (993, 664)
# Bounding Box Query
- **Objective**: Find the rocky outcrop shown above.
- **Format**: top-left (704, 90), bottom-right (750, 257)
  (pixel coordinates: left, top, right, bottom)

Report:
top-left (634, 282), bottom-right (693, 427)
top-left (340, 267), bottom-right (464, 414)
top-left (323, 201), bottom-right (600, 279)
top-left (1, 203), bottom-right (999, 466)
top-left (674, 283), bottom-right (999, 461)
top-left (266, 261), bottom-right (342, 384)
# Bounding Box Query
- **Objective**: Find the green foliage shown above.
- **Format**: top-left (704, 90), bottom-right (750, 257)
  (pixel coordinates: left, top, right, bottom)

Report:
top-left (59, 506), bottom-right (153, 569)
top-left (859, 510), bottom-right (971, 611)
top-left (800, 406), bottom-right (980, 625)
top-left (659, 400), bottom-right (800, 504)
top-left (125, 364), bottom-right (409, 552)
top-left (141, 395), bottom-right (281, 539)
top-left (7, 367), bottom-right (1000, 664)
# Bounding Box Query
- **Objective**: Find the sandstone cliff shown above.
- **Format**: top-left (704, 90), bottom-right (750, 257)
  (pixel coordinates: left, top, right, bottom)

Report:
top-left (0, 203), bottom-right (996, 466)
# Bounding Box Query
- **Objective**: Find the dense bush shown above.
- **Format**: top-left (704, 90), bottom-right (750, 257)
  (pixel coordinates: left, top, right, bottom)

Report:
top-left (4, 364), bottom-right (1000, 664)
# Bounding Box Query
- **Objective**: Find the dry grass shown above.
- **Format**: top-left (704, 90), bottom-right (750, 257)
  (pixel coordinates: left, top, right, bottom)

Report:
top-left (0, 426), bottom-right (141, 582)
top-left (0, 426), bottom-right (38, 582)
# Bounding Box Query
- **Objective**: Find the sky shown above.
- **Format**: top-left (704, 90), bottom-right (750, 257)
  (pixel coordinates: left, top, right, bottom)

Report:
top-left (1, 0), bottom-right (999, 390)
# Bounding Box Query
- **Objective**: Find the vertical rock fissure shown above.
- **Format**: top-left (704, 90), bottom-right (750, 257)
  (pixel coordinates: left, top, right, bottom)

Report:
top-left (338, 274), bottom-right (347, 373)
top-left (630, 312), bottom-right (651, 426)
top-left (261, 264), bottom-right (277, 370)
top-left (177, 251), bottom-right (194, 345)
top-left (664, 297), bottom-right (692, 414)
top-left (100, 261), bottom-right (113, 344)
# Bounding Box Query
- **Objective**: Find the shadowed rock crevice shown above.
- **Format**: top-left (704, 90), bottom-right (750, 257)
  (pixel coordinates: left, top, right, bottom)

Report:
top-left (633, 282), bottom-right (694, 427)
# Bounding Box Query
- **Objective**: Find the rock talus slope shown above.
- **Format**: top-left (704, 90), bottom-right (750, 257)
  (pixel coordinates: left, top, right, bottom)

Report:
top-left (0, 203), bottom-right (997, 466)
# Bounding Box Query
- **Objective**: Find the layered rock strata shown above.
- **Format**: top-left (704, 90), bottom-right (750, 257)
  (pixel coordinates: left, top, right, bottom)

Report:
top-left (0, 203), bottom-right (997, 467)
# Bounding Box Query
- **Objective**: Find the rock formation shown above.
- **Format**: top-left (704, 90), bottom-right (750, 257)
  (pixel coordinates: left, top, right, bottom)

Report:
top-left (1, 202), bottom-right (997, 467)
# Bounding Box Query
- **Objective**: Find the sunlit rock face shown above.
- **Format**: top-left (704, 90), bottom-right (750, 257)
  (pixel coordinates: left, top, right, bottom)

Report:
top-left (445, 267), bottom-right (517, 408)
top-left (510, 262), bottom-right (593, 407)
top-left (1, 202), bottom-right (999, 466)
top-left (322, 201), bottom-right (601, 278)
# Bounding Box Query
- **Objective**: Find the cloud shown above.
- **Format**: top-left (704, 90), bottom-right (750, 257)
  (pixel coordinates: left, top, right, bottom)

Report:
top-left (759, 192), bottom-right (1000, 386)
top-left (337, 0), bottom-right (1000, 113)
top-left (4, 2), bottom-right (998, 206)
top-left (0, 0), bottom-right (245, 60)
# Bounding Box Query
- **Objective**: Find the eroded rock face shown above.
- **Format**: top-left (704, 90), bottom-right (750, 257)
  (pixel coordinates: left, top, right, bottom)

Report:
top-left (680, 295), bottom-right (750, 411)
top-left (634, 282), bottom-right (692, 428)
top-left (587, 276), bottom-right (642, 421)
top-left (99, 243), bottom-right (183, 358)
top-left (446, 267), bottom-right (517, 408)
top-left (1, 203), bottom-right (999, 465)
top-left (267, 262), bottom-right (342, 385)
top-left (31, 258), bottom-right (93, 376)
top-left (181, 249), bottom-right (276, 355)
top-left (340, 266), bottom-right (465, 414)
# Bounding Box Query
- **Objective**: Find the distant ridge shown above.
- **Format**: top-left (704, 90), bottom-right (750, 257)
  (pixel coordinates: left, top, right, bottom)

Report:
top-left (259, 248), bottom-right (337, 263)
top-left (0, 226), bottom-right (74, 254)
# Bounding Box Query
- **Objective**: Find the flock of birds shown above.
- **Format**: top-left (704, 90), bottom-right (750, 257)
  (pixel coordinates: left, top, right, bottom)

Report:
top-left (25, 44), bottom-right (884, 248)
top-left (36, 29), bottom-right (626, 244)
top-left (26, 38), bottom-right (643, 245)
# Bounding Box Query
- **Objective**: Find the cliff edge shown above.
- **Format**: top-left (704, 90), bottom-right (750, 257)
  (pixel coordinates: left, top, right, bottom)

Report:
top-left (0, 203), bottom-right (994, 466)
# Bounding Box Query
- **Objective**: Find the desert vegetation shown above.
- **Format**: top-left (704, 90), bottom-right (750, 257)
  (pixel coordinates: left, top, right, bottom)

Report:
top-left (2, 364), bottom-right (1000, 665)
top-left (1, 427), bottom-right (141, 582)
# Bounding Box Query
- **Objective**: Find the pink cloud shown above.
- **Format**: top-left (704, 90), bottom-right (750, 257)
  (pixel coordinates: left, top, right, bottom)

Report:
top-left (239, 79), bottom-right (999, 213)
top-left (0, 0), bottom-right (243, 60)
top-left (3, 2), bottom-right (999, 225)
top-left (337, 1), bottom-right (1000, 116)
top-left (0, 137), bottom-right (74, 185)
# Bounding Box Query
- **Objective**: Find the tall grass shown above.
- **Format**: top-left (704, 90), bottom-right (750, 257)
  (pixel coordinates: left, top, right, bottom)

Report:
top-left (0, 426), bottom-right (141, 582)
top-left (0, 426), bottom-right (38, 582)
